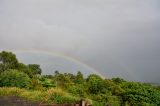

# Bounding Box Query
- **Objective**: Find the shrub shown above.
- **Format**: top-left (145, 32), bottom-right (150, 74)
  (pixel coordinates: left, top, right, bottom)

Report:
top-left (0, 69), bottom-right (31, 88)
top-left (67, 84), bottom-right (86, 97)
top-left (58, 95), bottom-right (79, 104)
top-left (28, 78), bottom-right (44, 90)
top-left (40, 78), bottom-right (56, 88)
top-left (92, 101), bottom-right (106, 106)
top-left (47, 88), bottom-right (80, 104)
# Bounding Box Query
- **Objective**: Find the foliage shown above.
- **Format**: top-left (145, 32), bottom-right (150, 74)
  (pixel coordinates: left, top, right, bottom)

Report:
top-left (0, 87), bottom-right (80, 104)
top-left (28, 64), bottom-right (42, 75)
top-left (74, 71), bottom-right (84, 84)
top-left (0, 87), bottom-right (25, 96)
top-left (0, 69), bottom-right (31, 88)
top-left (112, 77), bottom-right (126, 84)
top-left (0, 51), bottom-right (42, 78)
top-left (53, 73), bottom-right (73, 88)
top-left (46, 88), bottom-right (80, 104)
top-left (87, 74), bottom-right (105, 94)
top-left (39, 77), bottom-right (56, 88)
top-left (0, 51), bottom-right (18, 71)
top-left (92, 101), bottom-right (106, 106)
top-left (0, 51), bottom-right (160, 105)
top-left (121, 82), bottom-right (160, 105)
top-left (28, 78), bottom-right (44, 90)
top-left (67, 84), bottom-right (86, 97)
top-left (17, 63), bottom-right (33, 78)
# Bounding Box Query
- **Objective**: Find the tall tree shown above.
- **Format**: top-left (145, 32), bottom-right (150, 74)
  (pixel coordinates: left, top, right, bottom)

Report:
top-left (75, 71), bottom-right (84, 84)
top-left (28, 64), bottom-right (42, 75)
top-left (54, 70), bottom-right (59, 76)
top-left (0, 51), bottom-right (18, 71)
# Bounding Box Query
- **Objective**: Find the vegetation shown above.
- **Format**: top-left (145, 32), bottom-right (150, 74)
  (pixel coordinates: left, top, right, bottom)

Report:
top-left (0, 51), bottom-right (160, 106)
top-left (0, 87), bottom-right (80, 104)
top-left (0, 69), bottom-right (30, 88)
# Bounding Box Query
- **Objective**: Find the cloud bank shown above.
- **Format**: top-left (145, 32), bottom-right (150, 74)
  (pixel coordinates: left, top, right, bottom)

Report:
top-left (0, 0), bottom-right (160, 82)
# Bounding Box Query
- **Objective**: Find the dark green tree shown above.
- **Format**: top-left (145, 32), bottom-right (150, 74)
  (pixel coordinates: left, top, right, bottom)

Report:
top-left (0, 51), bottom-right (18, 71)
top-left (87, 74), bottom-right (105, 94)
top-left (54, 70), bottom-right (59, 76)
top-left (74, 71), bottom-right (84, 84)
top-left (112, 77), bottom-right (126, 84)
top-left (17, 63), bottom-right (33, 78)
top-left (28, 64), bottom-right (42, 75)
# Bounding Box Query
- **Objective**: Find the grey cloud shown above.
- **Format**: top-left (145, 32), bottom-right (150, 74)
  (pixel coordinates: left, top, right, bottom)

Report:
top-left (0, 0), bottom-right (160, 83)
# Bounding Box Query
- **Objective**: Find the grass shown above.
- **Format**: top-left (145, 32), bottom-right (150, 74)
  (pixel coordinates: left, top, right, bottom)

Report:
top-left (0, 87), bottom-right (25, 96)
top-left (0, 87), bottom-right (80, 104)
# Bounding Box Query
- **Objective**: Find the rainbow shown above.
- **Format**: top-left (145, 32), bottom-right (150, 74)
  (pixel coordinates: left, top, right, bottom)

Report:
top-left (1, 49), bottom-right (137, 80)
top-left (7, 49), bottom-right (105, 78)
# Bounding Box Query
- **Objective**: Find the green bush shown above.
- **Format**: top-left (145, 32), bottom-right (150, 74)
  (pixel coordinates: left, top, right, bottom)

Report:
top-left (40, 78), bottom-right (56, 88)
top-left (47, 88), bottom-right (80, 104)
top-left (59, 96), bottom-right (79, 104)
top-left (28, 78), bottom-right (44, 90)
top-left (67, 84), bottom-right (86, 97)
top-left (0, 69), bottom-right (31, 88)
top-left (92, 101), bottom-right (106, 106)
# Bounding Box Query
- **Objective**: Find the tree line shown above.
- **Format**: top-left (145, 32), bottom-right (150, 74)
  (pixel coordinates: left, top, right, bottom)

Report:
top-left (0, 51), bottom-right (160, 106)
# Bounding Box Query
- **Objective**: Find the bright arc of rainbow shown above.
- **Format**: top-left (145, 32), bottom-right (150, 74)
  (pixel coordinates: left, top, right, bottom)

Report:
top-left (11, 49), bottom-right (105, 78)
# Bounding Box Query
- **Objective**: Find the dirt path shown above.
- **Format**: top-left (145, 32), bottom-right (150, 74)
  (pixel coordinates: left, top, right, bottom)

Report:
top-left (0, 96), bottom-right (77, 106)
top-left (0, 96), bottom-right (40, 106)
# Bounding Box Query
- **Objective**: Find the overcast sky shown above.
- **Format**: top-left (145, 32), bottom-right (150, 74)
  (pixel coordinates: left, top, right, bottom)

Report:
top-left (0, 0), bottom-right (160, 83)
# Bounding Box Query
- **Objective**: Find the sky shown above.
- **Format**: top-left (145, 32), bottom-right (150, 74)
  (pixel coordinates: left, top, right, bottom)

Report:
top-left (0, 0), bottom-right (160, 83)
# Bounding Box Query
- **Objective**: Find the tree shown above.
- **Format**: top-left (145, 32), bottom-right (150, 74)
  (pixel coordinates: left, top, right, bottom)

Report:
top-left (0, 64), bottom-right (5, 73)
top-left (87, 74), bottom-right (105, 94)
top-left (74, 71), bottom-right (84, 84)
top-left (53, 73), bottom-right (73, 88)
top-left (67, 84), bottom-right (86, 97)
top-left (17, 63), bottom-right (33, 78)
top-left (28, 64), bottom-right (42, 75)
top-left (0, 69), bottom-right (31, 88)
top-left (0, 51), bottom-right (18, 71)
top-left (112, 77), bottom-right (126, 84)
top-left (121, 82), bottom-right (160, 105)
top-left (65, 73), bottom-right (76, 79)
top-left (54, 70), bottom-right (59, 76)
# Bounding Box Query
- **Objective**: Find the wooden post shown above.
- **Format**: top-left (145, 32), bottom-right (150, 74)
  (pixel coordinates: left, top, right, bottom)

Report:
top-left (79, 99), bottom-right (85, 106)
top-left (82, 100), bottom-right (85, 106)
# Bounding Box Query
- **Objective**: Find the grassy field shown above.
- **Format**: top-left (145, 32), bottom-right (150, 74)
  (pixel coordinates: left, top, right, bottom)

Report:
top-left (0, 87), bottom-right (83, 105)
